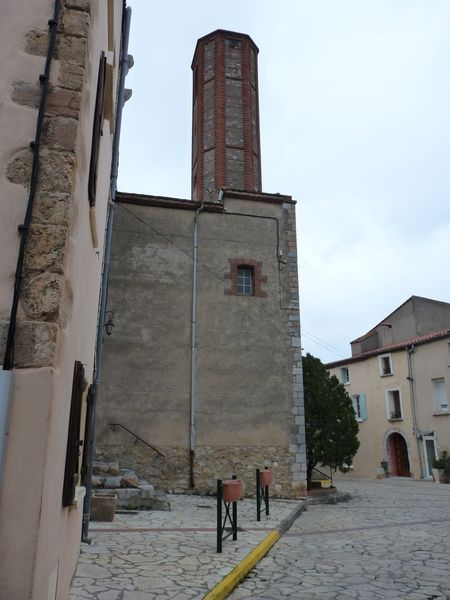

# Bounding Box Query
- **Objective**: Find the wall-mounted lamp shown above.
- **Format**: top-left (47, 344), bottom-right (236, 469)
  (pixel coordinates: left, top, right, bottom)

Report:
top-left (104, 311), bottom-right (116, 336)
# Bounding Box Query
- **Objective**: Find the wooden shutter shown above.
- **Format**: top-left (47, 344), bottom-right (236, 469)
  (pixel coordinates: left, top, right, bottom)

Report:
top-left (359, 393), bottom-right (367, 420)
top-left (80, 384), bottom-right (94, 487)
top-left (62, 361), bottom-right (86, 507)
top-left (88, 52), bottom-right (107, 207)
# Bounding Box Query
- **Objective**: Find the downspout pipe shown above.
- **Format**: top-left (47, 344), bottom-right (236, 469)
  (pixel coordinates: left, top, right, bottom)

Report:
top-left (407, 345), bottom-right (424, 477)
top-left (1, 0), bottom-right (61, 491)
top-left (189, 202), bottom-right (205, 488)
top-left (81, 5), bottom-right (132, 543)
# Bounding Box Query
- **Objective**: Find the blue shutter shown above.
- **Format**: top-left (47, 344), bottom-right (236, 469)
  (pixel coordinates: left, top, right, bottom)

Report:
top-left (359, 393), bottom-right (367, 420)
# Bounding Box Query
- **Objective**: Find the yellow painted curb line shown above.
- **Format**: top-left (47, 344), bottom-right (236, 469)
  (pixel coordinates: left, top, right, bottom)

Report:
top-left (203, 530), bottom-right (281, 600)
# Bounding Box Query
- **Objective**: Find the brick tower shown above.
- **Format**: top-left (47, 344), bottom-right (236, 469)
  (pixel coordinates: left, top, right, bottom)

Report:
top-left (191, 30), bottom-right (262, 201)
top-left (97, 29), bottom-right (307, 500)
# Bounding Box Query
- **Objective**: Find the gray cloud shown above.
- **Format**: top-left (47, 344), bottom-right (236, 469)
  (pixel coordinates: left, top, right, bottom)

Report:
top-left (119, 0), bottom-right (450, 362)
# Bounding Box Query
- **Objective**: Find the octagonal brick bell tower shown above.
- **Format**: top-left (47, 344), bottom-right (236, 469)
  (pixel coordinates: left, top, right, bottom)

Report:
top-left (191, 29), bottom-right (262, 201)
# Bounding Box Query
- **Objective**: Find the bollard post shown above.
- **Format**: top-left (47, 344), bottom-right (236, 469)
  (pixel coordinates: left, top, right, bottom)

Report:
top-left (256, 467), bottom-right (271, 520)
top-left (217, 479), bottom-right (223, 553)
top-left (256, 468), bottom-right (261, 522)
top-left (232, 474), bottom-right (238, 540)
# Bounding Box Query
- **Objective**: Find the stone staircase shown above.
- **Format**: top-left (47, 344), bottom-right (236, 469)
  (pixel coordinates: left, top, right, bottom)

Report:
top-left (91, 458), bottom-right (170, 519)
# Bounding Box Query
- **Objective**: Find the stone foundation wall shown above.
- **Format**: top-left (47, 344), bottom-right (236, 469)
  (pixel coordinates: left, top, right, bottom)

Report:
top-left (95, 444), bottom-right (307, 499)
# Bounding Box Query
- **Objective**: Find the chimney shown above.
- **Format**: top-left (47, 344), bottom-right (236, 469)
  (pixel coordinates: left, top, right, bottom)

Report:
top-left (191, 30), bottom-right (262, 202)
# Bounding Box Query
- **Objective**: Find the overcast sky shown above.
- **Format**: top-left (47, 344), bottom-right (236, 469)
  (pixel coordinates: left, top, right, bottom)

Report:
top-left (118, 1), bottom-right (450, 363)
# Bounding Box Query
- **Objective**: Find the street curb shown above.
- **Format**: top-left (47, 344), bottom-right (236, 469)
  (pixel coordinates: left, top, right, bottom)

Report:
top-left (203, 501), bottom-right (306, 600)
top-left (278, 501), bottom-right (307, 534)
top-left (202, 530), bottom-right (280, 600)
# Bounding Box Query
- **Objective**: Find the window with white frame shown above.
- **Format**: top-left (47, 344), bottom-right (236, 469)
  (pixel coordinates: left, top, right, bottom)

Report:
top-left (386, 389), bottom-right (402, 420)
top-left (340, 367), bottom-right (350, 384)
top-left (432, 378), bottom-right (448, 413)
top-left (379, 353), bottom-right (393, 376)
top-left (352, 393), bottom-right (367, 421)
top-left (237, 266), bottom-right (254, 295)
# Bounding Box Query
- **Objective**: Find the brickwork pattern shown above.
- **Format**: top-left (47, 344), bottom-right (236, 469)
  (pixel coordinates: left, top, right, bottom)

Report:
top-left (191, 30), bottom-right (262, 201)
top-left (223, 258), bottom-right (267, 298)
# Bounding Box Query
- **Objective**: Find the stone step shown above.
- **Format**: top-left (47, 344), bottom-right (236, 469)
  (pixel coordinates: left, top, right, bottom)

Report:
top-left (101, 480), bottom-right (170, 511)
top-left (91, 456), bottom-right (171, 513)
top-left (92, 460), bottom-right (120, 477)
top-left (91, 468), bottom-right (140, 489)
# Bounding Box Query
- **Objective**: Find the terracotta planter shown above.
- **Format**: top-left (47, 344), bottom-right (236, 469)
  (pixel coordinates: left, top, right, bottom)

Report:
top-left (259, 469), bottom-right (273, 487)
top-left (222, 479), bottom-right (244, 502)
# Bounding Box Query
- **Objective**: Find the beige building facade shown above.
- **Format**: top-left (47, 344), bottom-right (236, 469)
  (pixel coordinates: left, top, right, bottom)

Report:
top-left (327, 297), bottom-right (450, 481)
top-left (96, 30), bottom-right (307, 498)
top-left (0, 1), bottom-right (129, 598)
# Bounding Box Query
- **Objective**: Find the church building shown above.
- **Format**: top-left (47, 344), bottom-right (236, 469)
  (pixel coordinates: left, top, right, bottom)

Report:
top-left (96, 30), bottom-right (307, 497)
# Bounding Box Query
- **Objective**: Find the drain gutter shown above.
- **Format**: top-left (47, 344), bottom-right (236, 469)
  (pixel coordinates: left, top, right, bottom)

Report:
top-left (189, 202), bottom-right (205, 488)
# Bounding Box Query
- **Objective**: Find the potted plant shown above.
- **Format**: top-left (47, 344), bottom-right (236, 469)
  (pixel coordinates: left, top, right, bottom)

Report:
top-left (432, 451), bottom-right (450, 483)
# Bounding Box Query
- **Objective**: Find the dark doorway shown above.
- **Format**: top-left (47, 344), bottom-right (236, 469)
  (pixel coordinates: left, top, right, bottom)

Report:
top-left (388, 432), bottom-right (410, 477)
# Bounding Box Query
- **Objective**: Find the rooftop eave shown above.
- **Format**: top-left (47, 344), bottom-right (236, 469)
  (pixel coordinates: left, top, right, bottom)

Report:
top-left (116, 191), bottom-right (224, 212)
top-left (326, 328), bottom-right (450, 369)
top-left (223, 188), bottom-right (295, 204)
top-left (116, 189), bottom-right (295, 209)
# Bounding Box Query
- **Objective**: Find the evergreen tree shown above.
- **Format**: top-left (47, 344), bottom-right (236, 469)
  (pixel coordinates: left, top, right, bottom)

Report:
top-left (303, 353), bottom-right (359, 486)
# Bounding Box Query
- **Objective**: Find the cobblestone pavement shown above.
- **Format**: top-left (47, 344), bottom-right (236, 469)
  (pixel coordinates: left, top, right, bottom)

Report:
top-left (229, 478), bottom-right (450, 600)
top-left (70, 494), bottom-right (302, 600)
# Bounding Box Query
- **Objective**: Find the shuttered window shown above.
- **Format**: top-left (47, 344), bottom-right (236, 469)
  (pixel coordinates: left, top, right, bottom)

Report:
top-left (352, 393), bottom-right (367, 421)
top-left (88, 52), bottom-right (107, 207)
top-left (379, 354), bottom-right (393, 376)
top-left (340, 367), bottom-right (349, 384)
top-left (62, 361), bottom-right (86, 507)
top-left (80, 384), bottom-right (94, 487)
top-left (386, 389), bottom-right (402, 420)
top-left (432, 378), bottom-right (448, 413)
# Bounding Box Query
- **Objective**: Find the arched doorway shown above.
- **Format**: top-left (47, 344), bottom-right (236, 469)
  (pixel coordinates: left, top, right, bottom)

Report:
top-left (387, 432), bottom-right (410, 476)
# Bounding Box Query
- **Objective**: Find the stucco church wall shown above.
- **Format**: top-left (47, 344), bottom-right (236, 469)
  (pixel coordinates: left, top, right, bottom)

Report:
top-left (97, 195), bottom-right (306, 497)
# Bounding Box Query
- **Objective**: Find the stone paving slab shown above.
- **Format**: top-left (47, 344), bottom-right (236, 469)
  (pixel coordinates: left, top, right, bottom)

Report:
top-left (229, 478), bottom-right (450, 600)
top-left (70, 494), bottom-right (304, 600)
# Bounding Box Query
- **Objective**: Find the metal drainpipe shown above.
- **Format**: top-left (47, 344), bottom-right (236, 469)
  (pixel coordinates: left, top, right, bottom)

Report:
top-left (189, 203), bottom-right (205, 488)
top-left (407, 345), bottom-right (424, 478)
top-left (81, 5), bottom-right (132, 543)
